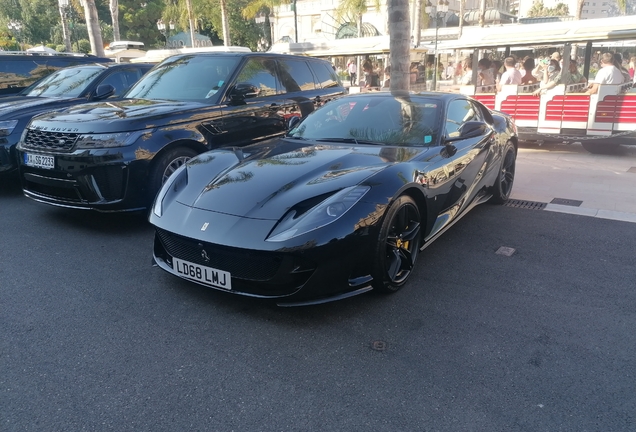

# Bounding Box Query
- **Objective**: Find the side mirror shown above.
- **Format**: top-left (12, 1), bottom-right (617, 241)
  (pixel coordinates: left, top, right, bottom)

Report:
top-left (93, 84), bottom-right (115, 100)
top-left (229, 82), bottom-right (259, 102)
top-left (456, 120), bottom-right (488, 140)
top-left (287, 115), bottom-right (301, 130)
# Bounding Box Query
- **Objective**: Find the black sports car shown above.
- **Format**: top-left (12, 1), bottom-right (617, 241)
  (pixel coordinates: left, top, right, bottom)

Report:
top-left (149, 92), bottom-right (518, 306)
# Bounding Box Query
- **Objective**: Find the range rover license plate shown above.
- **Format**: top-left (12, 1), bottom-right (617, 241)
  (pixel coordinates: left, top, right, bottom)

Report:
top-left (172, 257), bottom-right (232, 290)
top-left (24, 153), bottom-right (54, 169)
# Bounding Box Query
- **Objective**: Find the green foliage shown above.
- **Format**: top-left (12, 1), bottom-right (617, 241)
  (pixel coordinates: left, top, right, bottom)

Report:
top-left (55, 44), bottom-right (66, 51)
top-left (119, 0), bottom-right (163, 47)
top-left (77, 38), bottom-right (91, 53)
top-left (527, 0), bottom-right (570, 17)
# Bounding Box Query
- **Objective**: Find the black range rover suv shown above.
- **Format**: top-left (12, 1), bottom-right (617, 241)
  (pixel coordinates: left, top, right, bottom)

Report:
top-left (17, 52), bottom-right (345, 212)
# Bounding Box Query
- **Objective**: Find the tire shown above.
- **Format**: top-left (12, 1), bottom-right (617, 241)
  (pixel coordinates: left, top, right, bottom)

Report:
top-left (490, 142), bottom-right (516, 204)
top-left (149, 146), bottom-right (198, 197)
top-left (372, 195), bottom-right (422, 294)
top-left (581, 142), bottom-right (620, 154)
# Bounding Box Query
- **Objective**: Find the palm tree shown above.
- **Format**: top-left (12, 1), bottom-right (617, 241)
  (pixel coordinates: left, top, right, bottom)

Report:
top-left (413, 0), bottom-right (422, 47)
top-left (185, 0), bottom-right (196, 47)
top-left (388, 0), bottom-right (411, 91)
top-left (82, 0), bottom-right (105, 56)
top-left (220, 0), bottom-right (231, 45)
top-left (109, 0), bottom-right (120, 41)
top-left (242, 0), bottom-right (286, 47)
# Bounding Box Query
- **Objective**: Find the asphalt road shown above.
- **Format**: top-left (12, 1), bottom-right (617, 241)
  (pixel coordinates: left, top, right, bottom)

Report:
top-left (1, 175), bottom-right (635, 432)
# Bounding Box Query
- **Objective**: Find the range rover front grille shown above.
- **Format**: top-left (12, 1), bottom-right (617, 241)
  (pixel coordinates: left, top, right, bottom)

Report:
top-left (23, 129), bottom-right (79, 152)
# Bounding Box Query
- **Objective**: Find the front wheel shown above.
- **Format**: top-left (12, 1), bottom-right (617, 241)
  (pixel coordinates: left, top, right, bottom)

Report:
top-left (372, 195), bottom-right (422, 294)
top-left (149, 147), bottom-right (198, 199)
top-left (490, 142), bottom-right (516, 204)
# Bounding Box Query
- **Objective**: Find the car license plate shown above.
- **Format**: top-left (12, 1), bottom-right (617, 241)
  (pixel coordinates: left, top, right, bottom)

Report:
top-left (172, 257), bottom-right (232, 290)
top-left (24, 153), bottom-right (55, 169)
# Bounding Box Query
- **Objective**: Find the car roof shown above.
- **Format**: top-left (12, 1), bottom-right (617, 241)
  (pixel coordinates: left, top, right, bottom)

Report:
top-left (166, 51), bottom-right (331, 63)
top-left (342, 91), bottom-right (462, 102)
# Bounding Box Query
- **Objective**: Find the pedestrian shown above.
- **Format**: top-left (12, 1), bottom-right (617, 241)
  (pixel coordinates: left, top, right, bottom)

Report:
top-left (533, 59), bottom-right (561, 96)
top-left (497, 56), bottom-right (522, 91)
top-left (585, 52), bottom-right (624, 95)
top-left (347, 60), bottom-right (357, 86)
top-left (477, 58), bottom-right (495, 86)
top-left (445, 62), bottom-right (454, 80)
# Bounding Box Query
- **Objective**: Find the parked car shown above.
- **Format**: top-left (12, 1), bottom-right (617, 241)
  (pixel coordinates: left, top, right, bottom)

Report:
top-left (0, 52), bottom-right (112, 97)
top-left (17, 52), bottom-right (345, 212)
top-left (0, 63), bottom-right (152, 176)
top-left (149, 92), bottom-right (518, 306)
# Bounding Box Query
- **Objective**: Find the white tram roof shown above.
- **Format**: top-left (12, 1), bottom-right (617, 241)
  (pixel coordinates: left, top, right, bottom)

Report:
top-left (437, 15), bottom-right (636, 50)
top-left (269, 35), bottom-right (428, 57)
top-left (129, 46), bottom-right (251, 63)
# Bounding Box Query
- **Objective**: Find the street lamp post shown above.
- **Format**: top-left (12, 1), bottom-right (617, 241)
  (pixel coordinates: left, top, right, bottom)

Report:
top-left (425, 0), bottom-right (449, 91)
top-left (7, 20), bottom-right (23, 51)
top-left (58, 0), bottom-right (72, 52)
top-left (157, 20), bottom-right (175, 47)
top-left (254, 13), bottom-right (269, 51)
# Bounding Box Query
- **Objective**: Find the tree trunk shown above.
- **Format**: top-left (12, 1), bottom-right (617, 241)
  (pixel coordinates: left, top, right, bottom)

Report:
top-left (59, 6), bottom-right (72, 52)
top-left (388, 0), bottom-right (411, 91)
top-left (479, 0), bottom-right (486, 27)
top-left (413, 0), bottom-right (421, 47)
top-left (357, 13), bottom-right (362, 86)
top-left (109, 0), bottom-right (120, 42)
top-left (220, 0), bottom-right (231, 46)
top-left (458, 0), bottom-right (464, 37)
top-left (81, 0), bottom-right (105, 57)
top-left (185, 0), bottom-right (196, 47)
top-left (575, 0), bottom-right (584, 19)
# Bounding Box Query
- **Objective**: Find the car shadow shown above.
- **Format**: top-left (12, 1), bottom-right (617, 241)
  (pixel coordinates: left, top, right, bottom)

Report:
top-left (0, 173), bottom-right (22, 197)
top-left (46, 206), bottom-right (153, 235)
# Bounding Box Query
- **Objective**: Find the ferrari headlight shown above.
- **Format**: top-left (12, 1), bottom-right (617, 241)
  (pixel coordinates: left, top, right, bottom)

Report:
top-left (0, 120), bottom-right (18, 137)
top-left (266, 185), bottom-right (369, 242)
top-left (76, 128), bottom-right (154, 149)
top-left (152, 164), bottom-right (188, 217)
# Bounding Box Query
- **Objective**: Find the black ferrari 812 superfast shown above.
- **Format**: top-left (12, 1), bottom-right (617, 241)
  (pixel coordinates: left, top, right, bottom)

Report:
top-left (149, 91), bottom-right (517, 306)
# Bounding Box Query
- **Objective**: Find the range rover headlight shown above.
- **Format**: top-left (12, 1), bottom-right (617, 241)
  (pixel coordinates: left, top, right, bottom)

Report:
top-left (76, 128), bottom-right (155, 149)
top-left (266, 185), bottom-right (369, 242)
top-left (152, 164), bottom-right (188, 217)
top-left (0, 120), bottom-right (18, 137)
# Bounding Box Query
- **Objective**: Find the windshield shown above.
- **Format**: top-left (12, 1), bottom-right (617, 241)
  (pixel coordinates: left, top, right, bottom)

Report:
top-left (125, 55), bottom-right (240, 101)
top-left (24, 66), bottom-right (104, 98)
top-left (288, 95), bottom-right (442, 146)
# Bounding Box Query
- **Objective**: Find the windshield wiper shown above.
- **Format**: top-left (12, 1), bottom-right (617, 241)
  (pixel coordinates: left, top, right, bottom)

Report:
top-left (286, 135), bottom-right (307, 140)
top-left (315, 138), bottom-right (384, 145)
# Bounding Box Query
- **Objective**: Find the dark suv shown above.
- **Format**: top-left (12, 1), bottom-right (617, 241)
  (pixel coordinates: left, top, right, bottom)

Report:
top-left (17, 52), bottom-right (345, 212)
top-left (0, 63), bottom-right (152, 176)
top-left (0, 52), bottom-right (112, 97)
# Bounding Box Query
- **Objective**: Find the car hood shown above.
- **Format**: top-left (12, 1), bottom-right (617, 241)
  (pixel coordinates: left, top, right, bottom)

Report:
top-left (175, 138), bottom-right (427, 220)
top-left (0, 96), bottom-right (78, 119)
top-left (28, 98), bottom-right (213, 133)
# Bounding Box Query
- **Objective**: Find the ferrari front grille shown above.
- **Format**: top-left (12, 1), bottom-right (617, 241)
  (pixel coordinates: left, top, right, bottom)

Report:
top-left (156, 228), bottom-right (282, 281)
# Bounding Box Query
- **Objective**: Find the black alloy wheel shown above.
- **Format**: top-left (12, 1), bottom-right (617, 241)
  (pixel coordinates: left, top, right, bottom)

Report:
top-left (490, 142), bottom-right (516, 204)
top-left (372, 195), bottom-right (421, 293)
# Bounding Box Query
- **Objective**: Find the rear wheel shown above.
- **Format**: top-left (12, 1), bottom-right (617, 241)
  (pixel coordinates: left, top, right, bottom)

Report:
top-left (372, 195), bottom-right (421, 294)
top-left (581, 142), bottom-right (620, 154)
top-left (490, 142), bottom-right (516, 204)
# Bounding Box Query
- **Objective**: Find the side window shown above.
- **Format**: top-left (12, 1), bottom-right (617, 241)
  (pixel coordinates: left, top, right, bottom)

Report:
top-left (0, 59), bottom-right (49, 90)
top-left (310, 62), bottom-right (339, 89)
top-left (97, 69), bottom-right (143, 96)
top-left (277, 59), bottom-right (316, 93)
top-left (445, 99), bottom-right (479, 137)
top-left (234, 57), bottom-right (279, 97)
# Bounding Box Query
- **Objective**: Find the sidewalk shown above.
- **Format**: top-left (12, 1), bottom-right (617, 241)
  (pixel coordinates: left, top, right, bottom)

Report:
top-left (512, 142), bottom-right (636, 223)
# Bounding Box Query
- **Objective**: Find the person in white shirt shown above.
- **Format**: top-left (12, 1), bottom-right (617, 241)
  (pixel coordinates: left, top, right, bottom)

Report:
top-left (585, 52), bottom-right (624, 95)
top-left (477, 58), bottom-right (495, 86)
top-left (445, 62), bottom-right (455, 80)
top-left (497, 56), bottom-right (522, 91)
top-left (347, 61), bottom-right (357, 86)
